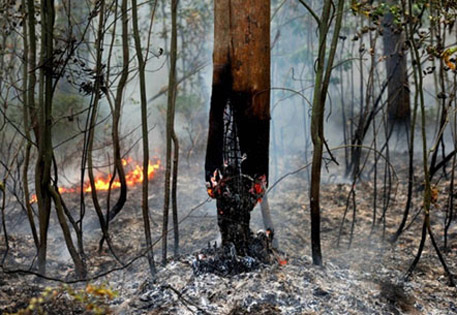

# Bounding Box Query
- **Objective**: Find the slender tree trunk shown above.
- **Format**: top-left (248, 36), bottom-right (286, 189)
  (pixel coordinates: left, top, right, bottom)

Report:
top-left (35, 0), bottom-right (55, 275)
top-left (307, 0), bottom-right (344, 265)
top-left (26, 0), bottom-right (38, 138)
top-left (106, 0), bottom-right (129, 224)
top-left (171, 132), bottom-right (179, 258)
top-left (132, 0), bottom-right (156, 276)
top-left (86, 1), bottom-right (106, 236)
top-left (22, 0), bottom-right (39, 249)
top-left (162, 0), bottom-right (179, 264)
top-left (391, 78), bottom-right (419, 242)
top-left (405, 0), bottom-right (455, 286)
top-left (49, 186), bottom-right (86, 277)
top-left (97, 0), bottom-right (130, 251)
top-left (171, 0), bottom-right (180, 259)
top-left (429, 61), bottom-right (450, 179)
top-left (171, 0), bottom-right (180, 258)
top-left (0, 181), bottom-right (8, 264)
top-left (85, 0), bottom-right (121, 264)
top-left (309, 1), bottom-right (330, 265)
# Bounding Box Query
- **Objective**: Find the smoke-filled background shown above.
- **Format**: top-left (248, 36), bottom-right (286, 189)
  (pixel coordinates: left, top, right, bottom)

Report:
top-left (1, 0), bottom-right (457, 313)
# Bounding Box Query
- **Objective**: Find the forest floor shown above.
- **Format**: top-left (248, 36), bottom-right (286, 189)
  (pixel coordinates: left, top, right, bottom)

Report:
top-left (1, 153), bottom-right (457, 314)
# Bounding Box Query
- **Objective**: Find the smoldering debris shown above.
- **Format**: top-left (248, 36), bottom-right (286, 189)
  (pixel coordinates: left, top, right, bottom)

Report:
top-left (192, 244), bottom-right (262, 277)
top-left (192, 229), bottom-right (279, 277)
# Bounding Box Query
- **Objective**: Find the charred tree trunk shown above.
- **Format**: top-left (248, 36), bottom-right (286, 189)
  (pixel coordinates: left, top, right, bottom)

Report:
top-left (382, 4), bottom-right (411, 130)
top-left (404, 0), bottom-right (455, 286)
top-left (205, 0), bottom-right (270, 255)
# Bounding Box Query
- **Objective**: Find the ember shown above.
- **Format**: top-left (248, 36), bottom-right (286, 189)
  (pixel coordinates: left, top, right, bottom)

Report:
top-left (30, 158), bottom-right (160, 203)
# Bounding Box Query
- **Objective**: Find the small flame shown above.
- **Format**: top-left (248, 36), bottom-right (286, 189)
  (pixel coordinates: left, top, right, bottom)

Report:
top-left (30, 158), bottom-right (160, 203)
top-left (30, 194), bottom-right (37, 204)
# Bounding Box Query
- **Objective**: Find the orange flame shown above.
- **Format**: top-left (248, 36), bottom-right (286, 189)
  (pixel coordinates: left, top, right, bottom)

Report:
top-left (30, 158), bottom-right (160, 203)
top-left (30, 194), bottom-right (37, 204)
top-left (84, 159), bottom-right (160, 192)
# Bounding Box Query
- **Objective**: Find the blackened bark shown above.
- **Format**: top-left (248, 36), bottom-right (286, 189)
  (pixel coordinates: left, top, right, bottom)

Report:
top-left (206, 79), bottom-right (270, 182)
top-left (205, 66), bottom-right (230, 182)
top-left (216, 198), bottom-right (251, 254)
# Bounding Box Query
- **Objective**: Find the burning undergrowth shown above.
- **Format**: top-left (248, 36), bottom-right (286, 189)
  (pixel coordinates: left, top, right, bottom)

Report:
top-left (30, 157), bottom-right (161, 204)
top-left (1, 156), bottom-right (457, 314)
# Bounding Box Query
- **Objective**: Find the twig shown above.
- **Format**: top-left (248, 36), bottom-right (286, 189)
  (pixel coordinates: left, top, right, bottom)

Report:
top-left (297, 0), bottom-right (321, 26)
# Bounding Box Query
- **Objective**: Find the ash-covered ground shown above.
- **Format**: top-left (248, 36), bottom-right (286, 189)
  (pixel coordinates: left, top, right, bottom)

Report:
top-left (1, 154), bottom-right (457, 314)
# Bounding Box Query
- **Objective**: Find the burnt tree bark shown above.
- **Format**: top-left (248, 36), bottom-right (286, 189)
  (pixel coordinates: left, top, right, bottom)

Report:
top-left (382, 3), bottom-right (411, 129)
top-left (205, 0), bottom-right (270, 255)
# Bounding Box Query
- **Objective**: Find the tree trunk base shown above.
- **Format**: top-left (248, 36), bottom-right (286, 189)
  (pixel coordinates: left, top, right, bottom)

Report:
top-left (192, 228), bottom-right (279, 276)
top-left (217, 199), bottom-right (251, 255)
top-left (208, 172), bottom-right (266, 256)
